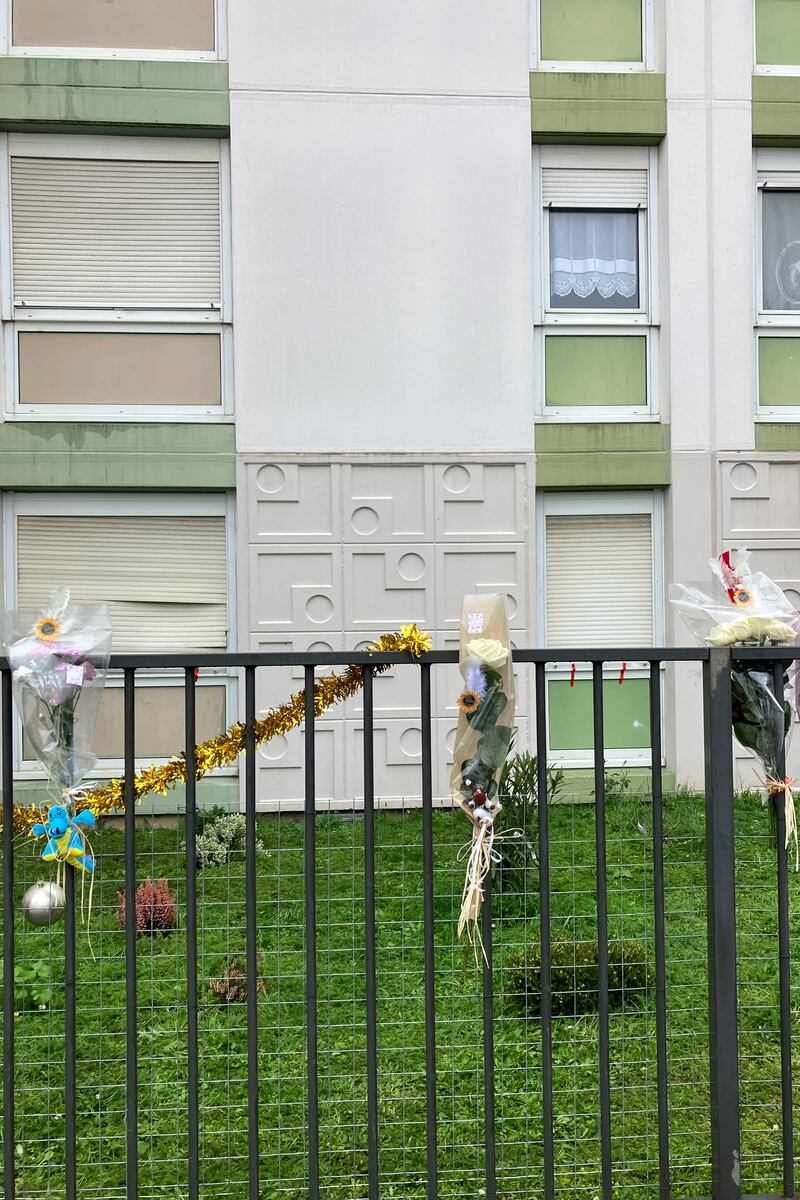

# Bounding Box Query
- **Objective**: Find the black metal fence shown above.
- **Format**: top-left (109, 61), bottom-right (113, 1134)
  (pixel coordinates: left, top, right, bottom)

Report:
top-left (0, 646), bottom-right (797, 1200)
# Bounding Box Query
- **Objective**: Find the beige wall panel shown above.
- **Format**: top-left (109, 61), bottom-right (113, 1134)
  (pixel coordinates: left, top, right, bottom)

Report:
top-left (13, 0), bottom-right (215, 51)
top-left (19, 332), bottom-right (221, 408)
top-left (92, 685), bottom-right (226, 761)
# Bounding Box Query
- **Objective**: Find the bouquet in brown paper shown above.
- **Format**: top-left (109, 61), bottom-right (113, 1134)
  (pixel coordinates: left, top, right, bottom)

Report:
top-left (450, 595), bottom-right (516, 944)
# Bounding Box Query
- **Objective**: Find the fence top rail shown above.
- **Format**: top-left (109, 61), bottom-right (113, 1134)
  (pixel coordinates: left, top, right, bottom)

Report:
top-left (0, 647), bottom-right (710, 671)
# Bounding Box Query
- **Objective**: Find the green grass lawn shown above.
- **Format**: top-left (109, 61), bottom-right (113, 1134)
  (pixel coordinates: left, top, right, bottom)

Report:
top-left (1, 790), bottom-right (797, 1200)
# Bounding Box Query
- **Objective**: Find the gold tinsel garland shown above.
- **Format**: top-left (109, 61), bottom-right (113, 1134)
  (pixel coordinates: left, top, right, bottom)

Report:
top-left (7, 625), bottom-right (432, 835)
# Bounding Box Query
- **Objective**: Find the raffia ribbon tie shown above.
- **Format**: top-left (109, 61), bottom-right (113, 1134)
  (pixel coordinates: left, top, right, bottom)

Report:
top-left (457, 812), bottom-right (502, 956)
top-left (765, 776), bottom-right (799, 872)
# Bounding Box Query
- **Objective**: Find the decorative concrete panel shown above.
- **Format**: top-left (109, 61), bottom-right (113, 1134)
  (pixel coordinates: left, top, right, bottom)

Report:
top-left (436, 462), bottom-right (525, 542)
top-left (343, 463), bottom-right (433, 543)
top-left (247, 461), bottom-right (340, 542)
top-left (722, 459), bottom-right (800, 541)
top-left (241, 458), bottom-right (530, 807)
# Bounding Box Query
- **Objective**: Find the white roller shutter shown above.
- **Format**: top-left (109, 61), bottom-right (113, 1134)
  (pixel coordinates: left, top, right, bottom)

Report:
top-left (11, 157), bottom-right (221, 309)
top-left (545, 513), bottom-right (653, 647)
top-left (542, 168), bottom-right (648, 208)
top-left (17, 514), bottom-right (228, 651)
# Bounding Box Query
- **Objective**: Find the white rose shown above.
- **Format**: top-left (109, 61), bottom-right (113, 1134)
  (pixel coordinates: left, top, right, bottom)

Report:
top-left (465, 638), bottom-right (508, 669)
top-left (707, 623), bottom-right (736, 647)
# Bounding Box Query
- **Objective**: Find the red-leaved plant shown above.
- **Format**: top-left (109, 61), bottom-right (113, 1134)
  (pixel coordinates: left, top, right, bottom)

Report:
top-left (117, 876), bottom-right (177, 936)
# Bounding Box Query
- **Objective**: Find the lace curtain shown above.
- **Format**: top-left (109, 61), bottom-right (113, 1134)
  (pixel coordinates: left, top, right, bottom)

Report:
top-left (762, 191), bottom-right (800, 311)
top-left (549, 210), bottom-right (638, 305)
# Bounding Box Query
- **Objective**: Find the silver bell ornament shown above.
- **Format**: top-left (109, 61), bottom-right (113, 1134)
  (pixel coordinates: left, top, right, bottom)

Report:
top-left (21, 880), bottom-right (66, 926)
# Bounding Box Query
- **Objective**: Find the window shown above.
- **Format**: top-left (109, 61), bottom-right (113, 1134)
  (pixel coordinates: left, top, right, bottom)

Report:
top-left (534, 148), bottom-right (658, 420)
top-left (5, 492), bottom-right (235, 772)
top-left (756, 155), bottom-right (800, 419)
top-left (7, 0), bottom-right (224, 60)
top-left (755, 0), bottom-right (800, 72)
top-left (2, 134), bottom-right (231, 419)
top-left (537, 491), bottom-right (662, 766)
top-left (532, 0), bottom-right (652, 70)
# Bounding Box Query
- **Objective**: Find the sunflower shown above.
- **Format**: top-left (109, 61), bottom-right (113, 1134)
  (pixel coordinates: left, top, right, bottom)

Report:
top-left (34, 616), bottom-right (61, 642)
top-left (732, 587), bottom-right (754, 608)
top-left (457, 690), bottom-right (481, 715)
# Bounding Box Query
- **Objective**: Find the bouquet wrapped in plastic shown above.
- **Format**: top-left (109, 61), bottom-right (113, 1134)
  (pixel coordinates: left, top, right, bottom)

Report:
top-left (450, 594), bottom-right (516, 943)
top-left (4, 587), bottom-right (112, 873)
top-left (670, 549), bottom-right (799, 865)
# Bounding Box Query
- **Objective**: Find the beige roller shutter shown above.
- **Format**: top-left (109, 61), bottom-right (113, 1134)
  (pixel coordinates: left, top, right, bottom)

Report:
top-left (11, 157), bottom-right (221, 308)
top-left (545, 512), bottom-right (653, 647)
top-left (542, 168), bottom-right (648, 208)
top-left (17, 514), bottom-right (228, 651)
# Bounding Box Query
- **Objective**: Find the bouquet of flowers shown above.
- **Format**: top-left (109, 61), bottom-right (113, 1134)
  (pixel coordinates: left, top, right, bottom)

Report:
top-left (4, 587), bottom-right (112, 873)
top-left (670, 549), bottom-right (799, 865)
top-left (450, 594), bottom-right (516, 944)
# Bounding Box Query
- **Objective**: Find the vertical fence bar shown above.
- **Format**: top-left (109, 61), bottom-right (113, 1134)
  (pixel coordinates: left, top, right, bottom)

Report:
top-left (592, 662), bottom-right (612, 1200)
top-left (184, 669), bottom-right (199, 1200)
top-left (244, 666), bottom-right (260, 1198)
top-left (534, 663), bottom-right (555, 1200)
top-left (648, 663), bottom-right (670, 1200)
top-left (2, 672), bottom-right (15, 1200)
top-left (703, 649), bottom-right (741, 1200)
top-left (64, 861), bottom-right (77, 1200)
top-left (304, 665), bottom-right (320, 1200)
top-left (123, 667), bottom-right (138, 1200)
top-left (481, 873), bottom-right (497, 1200)
top-left (362, 667), bottom-right (380, 1200)
top-left (771, 660), bottom-right (793, 1200)
top-left (420, 663), bottom-right (438, 1200)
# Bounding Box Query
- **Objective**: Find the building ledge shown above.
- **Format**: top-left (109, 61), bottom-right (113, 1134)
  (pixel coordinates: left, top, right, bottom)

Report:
top-left (530, 70), bottom-right (666, 144)
top-left (535, 422), bottom-right (670, 487)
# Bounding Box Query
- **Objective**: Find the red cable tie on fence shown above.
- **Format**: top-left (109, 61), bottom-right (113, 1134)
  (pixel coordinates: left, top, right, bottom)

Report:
top-left (569, 663), bottom-right (576, 688)
top-left (619, 662), bottom-right (627, 685)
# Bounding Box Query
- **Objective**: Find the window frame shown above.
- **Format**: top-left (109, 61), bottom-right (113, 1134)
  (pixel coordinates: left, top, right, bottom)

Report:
top-left (0, 133), bottom-right (233, 421)
top-left (530, 0), bottom-right (654, 72)
top-left (0, 0), bottom-right (226, 61)
top-left (533, 146), bottom-right (659, 422)
top-left (754, 152), bottom-right (800, 421)
top-left (3, 490), bottom-right (238, 778)
top-left (536, 489), bottom-right (664, 767)
top-left (753, 0), bottom-right (800, 76)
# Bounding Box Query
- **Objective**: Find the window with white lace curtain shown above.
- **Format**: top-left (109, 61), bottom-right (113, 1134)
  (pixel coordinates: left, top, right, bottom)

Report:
top-left (756, 153), bottom-right (800, 420)
top-left (549, 209), bottom-right (639, 310)
top-left (534, 147), bottom-right (659, 420)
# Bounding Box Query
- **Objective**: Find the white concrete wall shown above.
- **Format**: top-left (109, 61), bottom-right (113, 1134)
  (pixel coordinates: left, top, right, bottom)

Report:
top-left (228, 0), bottom-right (534, 454)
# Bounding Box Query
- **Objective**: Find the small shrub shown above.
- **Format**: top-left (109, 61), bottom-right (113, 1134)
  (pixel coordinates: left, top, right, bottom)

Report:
top-left (0, 958), bottom-right (57, 1010)
top-left (209, 956), bottom-right (265, 1004)
top-left (505, 939), bottom-right (651, 1017)
top-left (189, 812), bottom-right (269, 870)
top-left (117, 877), bottom-right (177, 936)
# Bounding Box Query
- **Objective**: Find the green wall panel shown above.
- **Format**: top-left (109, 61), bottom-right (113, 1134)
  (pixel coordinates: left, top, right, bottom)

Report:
top-left (549, 677), bottom-right (651, 752)
top-left (756, 423), bottom-right (800, 450)
top-left (0, 57), bottom-right (229, 134)
top-left (535, 422), bottom-right (670, 488)
top-left (540, 0), bottom-right (642, 62)
top-left (531, 71), bottom-right (666, 143)
top-left (0, 422), bottom-right (235, 488)
top-left (759, 337), bottom-right (800, 408)
top-left (545, 335), bottom-right (647, 408)
top-left (756, 0), bottom-right (800, 66)
top-left (753, 75), bottom-right (800, 144)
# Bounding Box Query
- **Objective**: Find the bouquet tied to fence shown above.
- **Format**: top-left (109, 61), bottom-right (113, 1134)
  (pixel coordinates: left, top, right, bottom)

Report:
top-left (4, 586), bottom-right (111, 877)
top-left (449, 594), bottom-right (516, 946)
top-left (670, 549), bottom-right (799, 865)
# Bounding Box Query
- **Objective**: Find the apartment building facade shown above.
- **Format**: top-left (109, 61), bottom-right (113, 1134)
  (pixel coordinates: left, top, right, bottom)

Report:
top-left (1, 0), bottom-right (798, 804)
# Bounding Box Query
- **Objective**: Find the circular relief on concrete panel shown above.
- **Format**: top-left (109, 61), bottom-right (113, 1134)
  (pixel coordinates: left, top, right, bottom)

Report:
top-left (445, 727), bottom-right (457, 755)
top-left (784, 589), bottom-right (800, 612)
top-left (729, 463), bottom-right (758, 492)
top-left (305, 594), bottom-right (334, 624)
top-left (260, 733), bottom-right (288, 761)
top-left (351, 506), bottom-right (380, 536)
top-left (256, 464), bottom-right (286, 494)
top-left (398, 552), bottom-right (426, 582)
top-left (399, 727), bottom-right (422, 758)
top-left (442, 465), bottom-right (471, 494)
top-left (506, 593), bottom-right (518, 620)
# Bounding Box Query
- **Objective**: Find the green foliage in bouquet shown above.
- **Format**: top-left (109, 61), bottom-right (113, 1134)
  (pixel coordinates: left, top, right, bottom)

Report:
top-left (459, 667), bottom-right (514, 803)
top-left (505, 938), bottom-right (651, 1018)
top-left (730, 665), bottom-right (792, 779)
